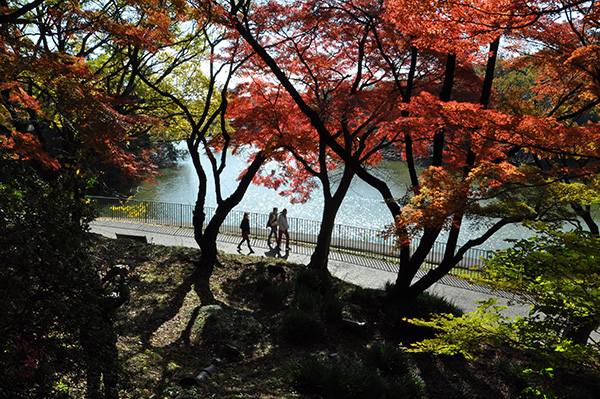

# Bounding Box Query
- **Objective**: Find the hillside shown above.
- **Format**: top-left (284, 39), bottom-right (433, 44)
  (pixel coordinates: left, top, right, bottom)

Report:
top-left (90, 234), bottom-right (600, 399)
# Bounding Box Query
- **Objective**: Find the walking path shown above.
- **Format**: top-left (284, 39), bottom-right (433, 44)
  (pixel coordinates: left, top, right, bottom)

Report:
top-left (90, 218), bottom-right (533, 318)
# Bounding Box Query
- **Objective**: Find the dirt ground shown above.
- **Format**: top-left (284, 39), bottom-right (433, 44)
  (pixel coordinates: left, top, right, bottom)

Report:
top-left (89, 234), bottom-right (600, 399)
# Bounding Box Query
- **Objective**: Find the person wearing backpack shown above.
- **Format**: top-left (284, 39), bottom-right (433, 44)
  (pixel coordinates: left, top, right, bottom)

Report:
top-left (266, 207), bottom-right (278, 246)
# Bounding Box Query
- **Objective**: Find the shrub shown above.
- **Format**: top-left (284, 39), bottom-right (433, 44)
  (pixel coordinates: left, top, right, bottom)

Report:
top-left (280, 310), bottom-right (323, 345)
top-left (364, 342), bottom-right (426, 399)
top-left (289, 355), bottom-right (386, 399)
top-left (294, 268), bottom-right (331, 292)
top-left (289, 352), bottom-right (425, 399)
top-left (294, 285), bottom-right (324, 312)
top-left (349, 286), bottom-right (382, 309)
top-left (261, 282), bottom-right (291, 309)
top-left (402, 291), bottom-right (464, 319)
top-left (292, 285), bottom-right (342, 319)
top-left (321, 295), bottom-right (343, 321)
top-left (493, 358), bottom-right (530, 392)
top-left (384, 291), bottom-right (464, 331)
top-left (480, 224), bottom-right (600, 347)
top-left (405, 299), bottom-right (513, 359)
top-left (364, 342), bottom-right (413, 376)
top-left (0, 174), bottom-right (112, 398)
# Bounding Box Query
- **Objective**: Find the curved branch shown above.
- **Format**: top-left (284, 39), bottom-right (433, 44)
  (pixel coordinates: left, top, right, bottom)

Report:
top-left (0, 0), bottom-right (44, 24)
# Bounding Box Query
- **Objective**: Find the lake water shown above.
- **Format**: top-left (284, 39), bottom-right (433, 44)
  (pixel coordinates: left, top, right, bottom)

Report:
top-left (132, 145), bottom-right (533, 251)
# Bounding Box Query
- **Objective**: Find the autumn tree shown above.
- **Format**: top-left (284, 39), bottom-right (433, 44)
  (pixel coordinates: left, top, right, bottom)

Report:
top-left (1, 1), bottom-right (182, 397)
top-left (130, 15), bottom-right (281, 301)
top-left (380, 0), bottom-right (600, 296)
top-left (223, 0), bottom-right (429, 274)
top-left (201, 0), bottom-right (512, 289)
top-left (229, 79), bottom-right (356, 274)
top-left (492, 3), bottom-right (600, 236)
top-left (0, 0), bottom-right (181, 214)
top-left (204, 0), bottom-right (600, 299)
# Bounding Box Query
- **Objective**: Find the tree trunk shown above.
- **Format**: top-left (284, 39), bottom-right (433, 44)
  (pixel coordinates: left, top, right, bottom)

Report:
top-left (405, 257), bottom-right (459, 299)
top-left (572, 203), bottom-right (599, 235)
top-left (189, 149), bottom-right (267, 303)
top-left (307, 163), bottom-right (355, 272)
top-left (307, 202), bottom-right (338, 271)
top-left (190, 184), bottom-right (216, 304)
top-left (193, 220), bottom-right (219, 305)
top-left (479, 38), bottom-right (500, 109)
top-left (564, 317), bottom-right (600, 346)
top-left (392, 229), bottom-right (442, 299)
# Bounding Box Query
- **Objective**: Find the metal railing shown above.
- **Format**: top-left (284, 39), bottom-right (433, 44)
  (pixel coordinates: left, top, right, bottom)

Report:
top-left (89, 196), bottom-right (491, 270)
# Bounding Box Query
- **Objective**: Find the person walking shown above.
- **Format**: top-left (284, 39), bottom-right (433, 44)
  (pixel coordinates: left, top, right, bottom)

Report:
top-left (266, 207), bottom-right (278, 246)
top-left (276, 208), bottom-right (290, 251)
top-left (237, 213), bottom-right (254, 254)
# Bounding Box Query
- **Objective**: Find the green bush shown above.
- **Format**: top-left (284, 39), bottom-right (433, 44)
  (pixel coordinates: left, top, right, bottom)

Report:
top-left (294, 268), bottom-right (331, 292)
top-left (384, 291), bottom-right (464, 331)
top-left (280, 310), bottom-right (323, 345)
top-left (402, 291), bottom-right (464, 319)
top-left (405, 299), bottom-right (513, 359)
top-left (0, 172), bottom-right (127, 398)
top-left (321, 294), bottom-right (343, 321)
top-left (364, 342), bottom-right (414, 377)
top-left (261, 282), bottom-right (291, 309)
top-left (349, 286), bottom-right (382, 309)
top-left (294, 285), bottom-right (324, 312)
top-left (289, 355), bottom-right (386, 399)
top-left (385, 374), bottom-right (427, 399)
top-left (289, 352), bottom-right (425, 399)
top-left (292, 285), bottom-right (342, 319)
top-left (365, 342), bottom-right (426, 398)
top-left (480, 224), bottom-right (600, 349)
top-left (493, 358), bottom-right (530, 392)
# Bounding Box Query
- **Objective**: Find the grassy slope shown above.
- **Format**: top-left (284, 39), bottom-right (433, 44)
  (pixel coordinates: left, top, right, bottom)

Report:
top-left (89, 234), bottom-right (599, 399)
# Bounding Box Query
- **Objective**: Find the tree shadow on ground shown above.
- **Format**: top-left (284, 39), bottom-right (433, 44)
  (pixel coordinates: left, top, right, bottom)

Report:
top-left (218, 259), bottom-right (300, 313)
top-left (123, 270), bottom-right (199, 346)
top-left (148, 301), bottom-right (270, 396)
top-left (91, 237), bottom-right (209, 347)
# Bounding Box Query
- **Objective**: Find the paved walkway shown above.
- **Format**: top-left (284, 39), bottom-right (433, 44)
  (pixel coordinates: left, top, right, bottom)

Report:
top-left (90, 218), bottom-right (535, 318)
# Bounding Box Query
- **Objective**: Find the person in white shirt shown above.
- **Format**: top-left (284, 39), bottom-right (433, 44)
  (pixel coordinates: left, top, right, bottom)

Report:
top-left (276, 208), bottom-right (290, 251)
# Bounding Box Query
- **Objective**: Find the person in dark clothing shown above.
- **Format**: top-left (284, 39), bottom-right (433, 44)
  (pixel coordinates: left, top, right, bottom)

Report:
top-left (238, 213), bottom-right (254, 254)
top-left (266, 207), bottom-right (278, 246)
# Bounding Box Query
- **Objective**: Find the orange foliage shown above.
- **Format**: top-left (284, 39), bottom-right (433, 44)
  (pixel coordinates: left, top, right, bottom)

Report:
top-left (212, 0), bottom-right (600, 241)
top-left (0, 0), bottom-right (177, 179)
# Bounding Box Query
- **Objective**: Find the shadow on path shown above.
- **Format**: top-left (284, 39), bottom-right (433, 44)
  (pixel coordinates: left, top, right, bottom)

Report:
top-left (264, 244), bottom-right (289, 260)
